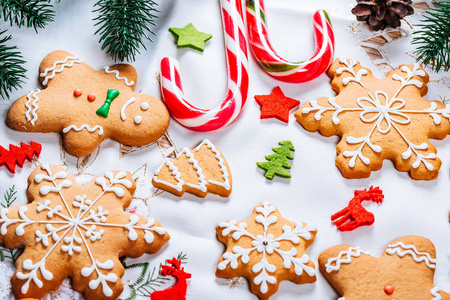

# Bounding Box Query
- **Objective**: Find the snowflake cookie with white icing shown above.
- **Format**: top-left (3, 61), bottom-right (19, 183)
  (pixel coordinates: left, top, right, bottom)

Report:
top-left (152, 139), bottom-right (232, 197)
top-left (216, 201), bottom-right (317, 300)
top-left (318, 235), bottom-right (450, 300)
top-left (295, 58), bottom-right (450, 180)
top-left (0, 164), bottom-right (169, 299)
top-left (7, 50), bottom-right (170, 157)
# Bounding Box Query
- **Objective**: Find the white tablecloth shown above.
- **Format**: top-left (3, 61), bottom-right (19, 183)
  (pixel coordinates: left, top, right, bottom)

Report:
top-left (1, 0), bottom-right (450, 299)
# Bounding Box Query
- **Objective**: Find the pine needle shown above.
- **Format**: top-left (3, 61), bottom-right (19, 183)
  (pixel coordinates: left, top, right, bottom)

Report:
top-left (0, 30), bottom-right (26, 99)
top-left (93, 0), bottom-right (159, 62)
top-left (0, 185), bottom-right (22, 263)
top-left (2, 185), bottom-right (17, 208)
top-left (0, 0), bottom-right (56, 32)
top-left (412, 1), bottom-right (450, 71)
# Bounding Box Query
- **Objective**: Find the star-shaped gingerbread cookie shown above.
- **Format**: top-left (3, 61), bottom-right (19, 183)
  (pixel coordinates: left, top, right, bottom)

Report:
top-left (318, 236), bottom-right (450, 300)
top-left (295, 59), bottom-right (450, 180)
top-left (0, 164), bottom-right (169, 299)
top-left (216, 201), bottom-right (317, 300)
top-left (7, 50), bottom-right (170, 157)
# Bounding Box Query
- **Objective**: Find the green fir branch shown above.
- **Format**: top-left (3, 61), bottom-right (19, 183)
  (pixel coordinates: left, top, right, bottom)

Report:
top-left (0, 0), bottom-right (56, 31)
top-left (0, 31), bottom-right (26, 99)
top-left (0, 247), bottom-right (22, 262)
top-left (2, 185), bottom-right (17, 208)
top-left (412, 1), bottom-right (450, 71)
top-left (120, 252), bottom-right (188, 300)
top-left (121, 262), bottom-right (169, 300)
top-left (0, 185), bottom-right (21, 263)
top-left (93, 0), bottom-right (159, 62)
top-left (177, 252), bottom-right (187, 263)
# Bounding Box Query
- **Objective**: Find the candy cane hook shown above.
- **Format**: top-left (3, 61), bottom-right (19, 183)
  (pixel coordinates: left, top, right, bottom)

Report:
top-left (246, 0), bottom-right (335, 83)
top-left (160, 0), bottom-right (249, 131)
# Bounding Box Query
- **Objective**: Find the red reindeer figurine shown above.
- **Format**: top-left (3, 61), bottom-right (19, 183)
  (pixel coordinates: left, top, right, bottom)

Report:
top-left (331, 186), bottom-right (384, 231)
top-left (151, 258), bottom-right (191, 300)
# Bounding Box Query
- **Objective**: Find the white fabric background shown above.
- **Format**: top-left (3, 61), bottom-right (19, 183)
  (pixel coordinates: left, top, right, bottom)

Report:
top-left (0, 0), bottom-right (450, 299)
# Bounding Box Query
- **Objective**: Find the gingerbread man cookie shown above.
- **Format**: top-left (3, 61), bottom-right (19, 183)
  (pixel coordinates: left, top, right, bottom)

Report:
top-left (152, 139), bottom-right (232, 197)
top-left (216, 201), bottom-right (317, 300)
top-left (295, 59), bottom-right (450, 180)
top-left (7, 50), bottom-right (170, 157)
top-left (318, 236), bottom-right (450, 300)
top-left (0, 164), bottom-right (169, 299)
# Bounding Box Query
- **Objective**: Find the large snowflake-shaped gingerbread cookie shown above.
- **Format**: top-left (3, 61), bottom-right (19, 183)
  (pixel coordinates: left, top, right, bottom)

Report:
top-left (0, 164), bottom-right (169, 299)
top-left (216, 201), bottom-right (317, 300)
top-left (318, 236), bottom-right (450, 299)
top-left (295, 59), bottom-right (450, 180)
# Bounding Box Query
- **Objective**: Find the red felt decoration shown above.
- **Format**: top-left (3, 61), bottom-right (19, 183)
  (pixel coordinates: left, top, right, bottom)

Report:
top-left (331, 186), bottom-right (384, 231)
top-left (254, 86), bottom-right (300, 123)
top-left (0, 142), bottom-right (41, 174)
top-left (151, 258), bottom-right (191, 300)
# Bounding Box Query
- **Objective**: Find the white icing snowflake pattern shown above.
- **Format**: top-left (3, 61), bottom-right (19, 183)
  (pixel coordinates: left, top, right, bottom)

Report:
top-left (217, 201), bottom-right (316, 298)
top-left (299, 59), bottom-right (450, 179)
top-left (0, 164), bottom-right (168, 299)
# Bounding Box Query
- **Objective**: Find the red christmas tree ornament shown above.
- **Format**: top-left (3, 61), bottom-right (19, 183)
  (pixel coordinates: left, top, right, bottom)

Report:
top-left (151, 258), bottom-right (191, 300)
top-left (331, 186), bottom-right (384, 231)
top-left (254, 86), bottom-right (300, 123)
top-left (0, 141), bottom-right (42, 174)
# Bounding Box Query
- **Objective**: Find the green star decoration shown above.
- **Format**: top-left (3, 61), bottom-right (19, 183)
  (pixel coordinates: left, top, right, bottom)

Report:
top-left (169, 23), bottom-right (212, 52)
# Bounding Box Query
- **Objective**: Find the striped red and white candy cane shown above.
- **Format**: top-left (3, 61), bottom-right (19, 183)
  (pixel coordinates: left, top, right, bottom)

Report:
top-left (246, 0), bottom-right (335, 83)
top-left (160, 0), bottom-right (249, 131)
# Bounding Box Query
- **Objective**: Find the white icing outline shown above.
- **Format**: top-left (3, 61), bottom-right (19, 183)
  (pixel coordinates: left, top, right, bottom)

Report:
top-left (177, 148), bottom-right (207, 192)
top-left (431, 286), bottom-right (441, 300)
top-left (325, 246), bottom-right (370, 273)
top-left (195, 139), bottom-right (231, 190)
top-left (386, 242), bottom-right (436, 269)
top-left (218, 201), bottom-right (316, 294)
top-left (24, 89), bottom-right (41, 125)
top-left (120, 98), bottom-right (136, 121)
top-left (104, 66), bottom-right (134, 86)
top-left (63, 124), bottom-right (104, 136)
top-left (0, 165), bottom-right (165, 296)
top-left (153, 158), bottom-right (185, 192)
top-left (134, 116), bottom-right (142, 124)
top-left (302, 61), bottom-right (448, 170)
top-left (40, 56), bottom-right (82, 85)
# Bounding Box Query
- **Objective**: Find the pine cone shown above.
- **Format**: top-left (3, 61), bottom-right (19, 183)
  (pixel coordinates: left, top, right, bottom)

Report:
top-left (351, 0), bottom-right (414, 31)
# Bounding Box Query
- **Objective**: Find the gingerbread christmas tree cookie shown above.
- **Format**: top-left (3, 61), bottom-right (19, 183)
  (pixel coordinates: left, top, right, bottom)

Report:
top-left (152, 139), bottom-right (232, 197)
top-left (295, 58), bottom-right (450, 180)
top-left (7, 50), bottom-right (170, 157)
top-left (0, 164), bottom-right (169, 299)
top-left (216, 201), bottom-right (317, 300)
top-left (318, 236), bottom-right (450, 299)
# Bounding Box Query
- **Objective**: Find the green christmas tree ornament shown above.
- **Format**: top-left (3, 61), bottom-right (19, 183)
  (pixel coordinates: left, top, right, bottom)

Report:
top-left (257, 140), bottom-right (295, 180)
top-left (96, 89), bottom-right (119, 117)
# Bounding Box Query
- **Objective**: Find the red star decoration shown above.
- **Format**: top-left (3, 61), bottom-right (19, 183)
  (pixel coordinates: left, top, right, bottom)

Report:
top-left (255, 86), bottom-right (300, 123)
